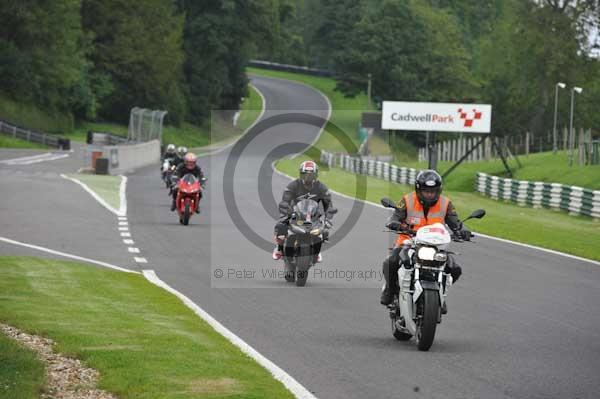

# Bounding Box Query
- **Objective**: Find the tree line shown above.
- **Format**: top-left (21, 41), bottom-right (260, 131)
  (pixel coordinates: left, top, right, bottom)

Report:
top-left (259, 0), bottom-right (600, 137)
top-left (2, 0), bottom-right (599, 138)
top-left (0, 0), bottom-right (271, 128)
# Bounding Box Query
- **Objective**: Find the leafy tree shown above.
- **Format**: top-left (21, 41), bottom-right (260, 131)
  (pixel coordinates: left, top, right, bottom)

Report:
top-left (334, 0), bottom-right (475, 103)
top-left (82, 0), bottom-right (185, 124)
top-left (0, 0), bottom-right (87, 116)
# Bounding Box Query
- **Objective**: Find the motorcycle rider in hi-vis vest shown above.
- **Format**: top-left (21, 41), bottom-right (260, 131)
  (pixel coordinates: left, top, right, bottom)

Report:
top-left (380, 170), bottom-right (471, 307)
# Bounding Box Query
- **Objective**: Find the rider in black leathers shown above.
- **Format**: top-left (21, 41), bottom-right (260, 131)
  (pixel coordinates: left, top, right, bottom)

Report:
top-left (272, 160), bottom-right (334, 260)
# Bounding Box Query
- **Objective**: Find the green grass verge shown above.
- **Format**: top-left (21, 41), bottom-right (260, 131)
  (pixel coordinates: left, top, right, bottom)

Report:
top-left (0, 135), bottom-right (49, 149)
top-left (397, 150), bottom-right (600, 192)
top-left (0, 256), bottom-right (294, 399)
top-left (0, 96), bottom-right (74, 134)
top-left (0, 332), bottom-right (45, 399)
top-left (276, 155), bottom-right (600, 261)
top-left (67, 174), bottom-right (121, 211)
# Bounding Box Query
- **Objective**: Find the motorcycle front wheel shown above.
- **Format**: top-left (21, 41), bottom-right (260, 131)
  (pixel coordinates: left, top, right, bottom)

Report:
top-left (416, 290), bottom-right (439, 351)
top-left (182, 201), bottom-right (190, 225)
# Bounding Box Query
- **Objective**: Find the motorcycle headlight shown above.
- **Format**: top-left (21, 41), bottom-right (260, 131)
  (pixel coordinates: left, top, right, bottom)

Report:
top-left (296, 220), bottom-right (304, 226)
top-left (417, 247), bottom-right (436, 261)
top-left (310, 228), bottom-right (321, 236)
top-left (434, 253), bottom-right (447, 262)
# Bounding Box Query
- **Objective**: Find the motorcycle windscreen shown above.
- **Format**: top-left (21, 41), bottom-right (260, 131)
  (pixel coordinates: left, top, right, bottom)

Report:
top-left (294, 199), bottom-right (320, 223)
top-left (181, 173), bottom-right (198, 184)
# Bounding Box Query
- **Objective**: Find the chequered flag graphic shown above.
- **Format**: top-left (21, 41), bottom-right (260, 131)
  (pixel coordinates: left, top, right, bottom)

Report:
top-left (457, 108), bottom-right (482, 128)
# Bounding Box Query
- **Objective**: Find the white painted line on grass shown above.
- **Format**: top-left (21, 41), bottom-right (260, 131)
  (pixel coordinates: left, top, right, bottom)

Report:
top-left (142, 270), bottom-right (318, 399)
top-left (123, 239), bottom-right (134, 245)
top-left (134, 257), bottom-right (147, 264)
top-left (60, 174), bottom-right (121, 216)
top-left (128, 247), bottom-right (140, 254)
top-left (0, 236), bottom-right (138, 274)
top-left (120, 232), bottom-right (131, 237)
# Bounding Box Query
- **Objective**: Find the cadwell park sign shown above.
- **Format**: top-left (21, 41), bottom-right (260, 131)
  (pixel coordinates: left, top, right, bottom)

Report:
top-left (382, 101), bottom-right (492, 133)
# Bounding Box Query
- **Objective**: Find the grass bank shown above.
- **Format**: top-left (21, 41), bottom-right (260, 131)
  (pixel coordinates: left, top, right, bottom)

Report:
top-left (0, 256), bottom-right (293, 398)
top-left (63, 85), bottom-right (263, 150)
top-left (402, 150), bottom-right (600, 191)
top-left (0, 332), bottom-right (44, 399)
top-left (0, 135), bottom-right (48, 149)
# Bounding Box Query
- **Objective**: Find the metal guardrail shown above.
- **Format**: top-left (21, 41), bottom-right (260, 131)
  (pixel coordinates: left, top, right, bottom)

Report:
top-left (0, 119), bottom-right (70, 149)
top-left (476, 172), bottom-right (600, 219)
top-left (248, 60), bottom-right (333, 77)
top-left (320, 151), bottom-right (419, 185)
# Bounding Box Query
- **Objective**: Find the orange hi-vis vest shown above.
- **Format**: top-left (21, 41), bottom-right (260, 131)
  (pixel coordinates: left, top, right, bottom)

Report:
top-left (395, 192), bottom-right (450, 246)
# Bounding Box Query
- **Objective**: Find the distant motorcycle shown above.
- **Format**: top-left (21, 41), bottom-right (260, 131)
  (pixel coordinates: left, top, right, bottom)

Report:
top-left (380, 197), bottom-right (485, 351)
top-left (161, 159), bottom-right (176, 188)
top-left (172, 174), bottom-right (206, 225)
top-left (281, 194), bottom-right (336, 286)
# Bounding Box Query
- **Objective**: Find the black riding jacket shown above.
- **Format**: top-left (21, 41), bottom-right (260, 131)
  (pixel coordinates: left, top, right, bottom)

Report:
top-left (175, 164), bottom-right (204, 180)
top-left (279, 179), bottom-right (333, 218)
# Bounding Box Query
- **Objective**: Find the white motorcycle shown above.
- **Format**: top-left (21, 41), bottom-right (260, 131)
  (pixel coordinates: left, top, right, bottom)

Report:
top-left (380, 197), bottom-right (485, 351)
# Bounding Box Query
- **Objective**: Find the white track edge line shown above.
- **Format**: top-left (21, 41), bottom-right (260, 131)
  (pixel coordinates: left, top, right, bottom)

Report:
top-left (142, 270), bottom-right (318, 399)
top-left (0, 236), bottom-right (139, 274)
top-left (60, 174), bottom-right (125, 217)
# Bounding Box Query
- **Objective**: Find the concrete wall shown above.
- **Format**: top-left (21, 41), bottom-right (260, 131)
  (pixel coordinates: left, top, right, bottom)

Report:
top-left (101, 139), bottom-right (160, 174)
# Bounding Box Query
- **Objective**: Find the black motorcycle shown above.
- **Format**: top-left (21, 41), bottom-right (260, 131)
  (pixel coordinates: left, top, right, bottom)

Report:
top-left (281, 194), bottom-right (336, 287)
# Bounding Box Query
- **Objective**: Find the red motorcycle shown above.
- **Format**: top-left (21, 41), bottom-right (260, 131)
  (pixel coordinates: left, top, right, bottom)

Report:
top-left (174, 174), bottom-right (205, 225)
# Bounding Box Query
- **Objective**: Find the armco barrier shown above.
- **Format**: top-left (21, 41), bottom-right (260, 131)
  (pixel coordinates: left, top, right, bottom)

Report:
top-left (320, 151), bottom-right (418, 185)
top-left (476, 172), bottom-right (600, 219)
top-left (0, 119), bottom-right (70, 149)
top-left (85, 139), bottom-right (160, 175)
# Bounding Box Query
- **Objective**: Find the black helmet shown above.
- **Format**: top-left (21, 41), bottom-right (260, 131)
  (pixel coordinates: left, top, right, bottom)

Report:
top-left (415, 169), bottom-right (442, 207)
top-left (299, 160), bottom-right (318, 188)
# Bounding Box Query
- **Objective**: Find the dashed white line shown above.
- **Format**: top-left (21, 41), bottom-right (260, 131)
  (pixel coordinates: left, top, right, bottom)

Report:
top-left (134, 257), bottom-right (147, 263)
top-left (123, 239), bottom-right (134, 245)
top-left (128, 247), bottom-right (140, 254)
top-left (118, 221), bottom-right (128, 226)
top-left (118, 216), bottom-right (128, 221)
top-left (118, 226), bottom-right (129, 231)
top-left (120, 232), bottom-right (131, 237)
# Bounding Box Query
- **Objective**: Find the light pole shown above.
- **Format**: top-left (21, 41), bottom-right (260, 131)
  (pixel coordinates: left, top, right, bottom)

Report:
top-left (553, 82), bottom-right (566, 153)
top-left (568, 86), bottom-right (583, 166)
top-left (367, 73), bottom-right (372, 108)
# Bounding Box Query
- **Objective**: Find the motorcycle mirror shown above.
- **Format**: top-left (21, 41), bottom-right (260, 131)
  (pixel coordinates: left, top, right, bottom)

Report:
top-left (380, 198), bottom-right (397, 209)
top-left (469, 209), bottom-right (486, 219)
